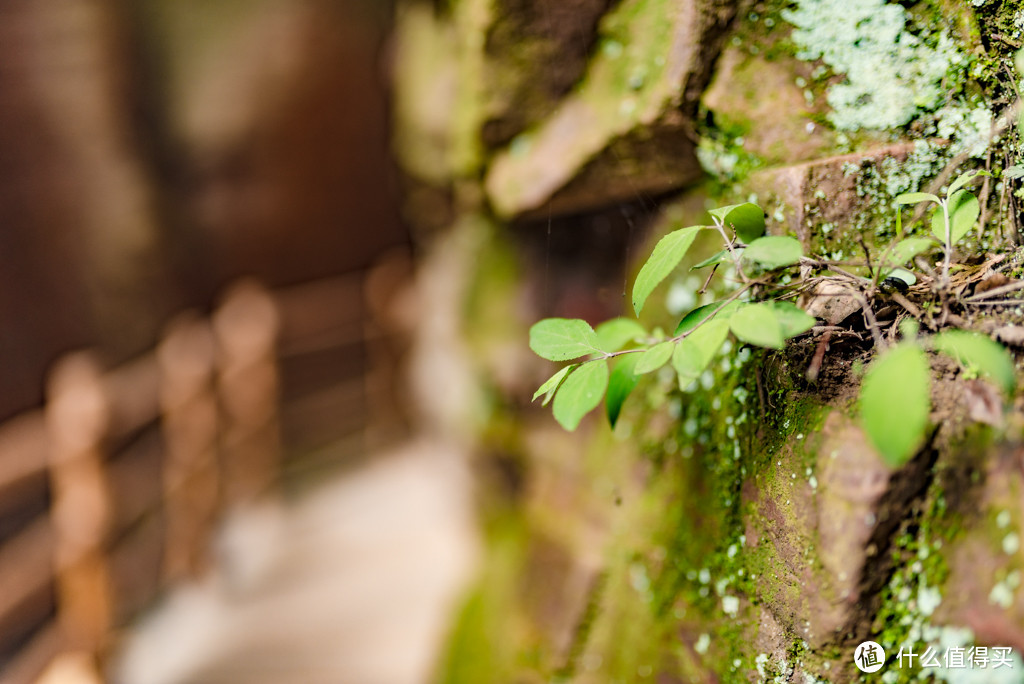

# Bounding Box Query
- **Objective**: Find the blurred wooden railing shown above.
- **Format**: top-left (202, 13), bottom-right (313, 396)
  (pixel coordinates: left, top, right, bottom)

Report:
top-left (0, 265), bottom-right (409, 684)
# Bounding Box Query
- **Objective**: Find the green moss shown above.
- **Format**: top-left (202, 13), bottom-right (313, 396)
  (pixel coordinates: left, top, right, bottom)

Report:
top-left (484, 0), bottom-right (692, 216)
top-left (435, 514), bottom-right (536, 684)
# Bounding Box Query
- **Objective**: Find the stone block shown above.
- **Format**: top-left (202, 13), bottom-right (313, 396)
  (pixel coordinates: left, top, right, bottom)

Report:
top-left (743, 411), bottom-right (932, 647)
top-left (940, 444), bottom-right (1024, 652)
top-left (701, 46), bottom-right (833, 166)
top-left (481, 0), bottom-right (615, 148)
top-left (485, 0), bottom-right (736, 218)
top-left (749, 143), bottom-right (922, 247)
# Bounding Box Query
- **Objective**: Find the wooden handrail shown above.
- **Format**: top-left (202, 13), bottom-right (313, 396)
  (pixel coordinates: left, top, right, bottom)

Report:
top-left (0, 414), bottom-right (48, 496)
top-left (0, 273), bottom-right (387, 681)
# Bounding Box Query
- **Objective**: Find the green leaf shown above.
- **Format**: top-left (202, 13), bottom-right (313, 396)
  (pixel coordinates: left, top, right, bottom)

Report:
top-left (723, 203), bottom-right (766, 243)
top-left (632, 226), bottom-right (702, 315)
top-left (634, 340), bottom-right (676, 374)
top-left (730, 303), bottom-right (784, 349)
top-left (674, 301), bottom-right (743, 335)
top-left (932, 331), bottom-right (1016, 395)
top-left (879, 237), bottom-right (933, 271)
top-left (1003, 165), bottom-right (1024, 180)
top-left (930, 191), bottom-right (979, 244)
top-left (529, 318), bottom-right (603, 361)
top-left (673, 318), bottom-right (730, 382)
top-left (595, 318), bottom-right (647, 352)
top-left (691, 249), bottom-right (738, 270)
top-left (707, 205), bottom-right (737, 221)
top-left (743, 236), bottom-right (803, 270)
top-left (606, 355), bottom-right (640, 427)
top-left (896, 192), bottom-right (940, 205)
top-left (552, 360), bottom-right (609, 431)
top-left (946, 169), bottom-right (989, 197)
top-left (532, 365), bottom-right (574, 405)
top-left (859, 343), bottom-right (930, 467)
top-left (887, 268), bottom-right (916, 287)
top-left (769, 301), bottom-right (816, 339)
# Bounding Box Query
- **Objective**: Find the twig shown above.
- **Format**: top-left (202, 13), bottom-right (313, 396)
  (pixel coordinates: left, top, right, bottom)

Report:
top-left (857, 235), bottom-right (875, 283)
top-left (978, 147), bottom-right (993, 239)
top-left (799, 258), bottom-right (871, 285)
top-left (856, 293), bottom-right (885, 349)
top-left (963, 299), bottom-right (1024, 307)
top-left (890, 292), bottom-right (924, 319)
top-left (713, 218), bottom-right (748, 284)
top-left (671, 280), bottom-right (757, 343)
top-left (806, 331), bottom-right (832, 383)
top-left (942, 199), bottom-right (952, 285)
top-left (698, 264), bottom-right (719, 295)
top-left (963, 279), bottom-right (1024, 301)
top-left (597, 281), bottom-right (760, 361)
top-left (755, 367), bottom-right (767, 421)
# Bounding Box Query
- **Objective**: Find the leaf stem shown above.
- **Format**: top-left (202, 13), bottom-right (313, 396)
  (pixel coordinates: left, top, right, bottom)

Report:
top-left (596, 281), bottom-right (759, 362)
top-left (713, 218), bottom-right (748, 283)
top-left (941, 198), bottom-right (952, 286)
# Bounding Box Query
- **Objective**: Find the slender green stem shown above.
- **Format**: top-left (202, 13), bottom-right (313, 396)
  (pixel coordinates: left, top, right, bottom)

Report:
top-left (941, 199), bottom-right (951, 285)
top-left (713, 218), bottom-right (748, 283)
top-left (595, 281), bottom-right (758, 362)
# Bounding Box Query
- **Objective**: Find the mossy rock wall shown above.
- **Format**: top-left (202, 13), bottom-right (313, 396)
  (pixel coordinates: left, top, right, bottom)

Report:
top-left (394, 0), bottom-right (1024, 681)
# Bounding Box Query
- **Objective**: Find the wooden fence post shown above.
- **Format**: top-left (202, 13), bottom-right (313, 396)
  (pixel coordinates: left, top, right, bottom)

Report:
top-left (44, 352), bottom-right (113, 658)
top-left (157, 313), bottom-right (219, 582)
top-left (213, 280), bottom-right (282, 504)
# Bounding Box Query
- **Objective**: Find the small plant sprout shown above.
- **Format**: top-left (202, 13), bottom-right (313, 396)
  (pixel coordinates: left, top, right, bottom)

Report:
top-left (530, 202), bottom-right (810, 431)
top-left (895, 169), bottom-right (990, 284)
top-left (529, 173), bottom-right (1019, 471)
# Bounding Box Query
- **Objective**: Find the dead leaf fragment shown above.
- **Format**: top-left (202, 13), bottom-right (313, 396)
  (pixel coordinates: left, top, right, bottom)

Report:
top-left (974, 273), bottom-right (1012, 296)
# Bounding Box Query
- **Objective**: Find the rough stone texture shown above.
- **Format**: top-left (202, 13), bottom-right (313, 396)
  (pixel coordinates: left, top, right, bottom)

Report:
top-left (484, 0), bottom-right (737, 218)
top-left (388, 0), bottom-right (1024, 680)
top-left (701, 46), bottom-right (833, 166)
top-left (749, 143), bottom-right (919, 247)
top-left (941, 444), bottom-right (1024, 652)
top-left (744, 412), bottom-right (932, 648)
top-left (481, 0), bottom-right (616, 148)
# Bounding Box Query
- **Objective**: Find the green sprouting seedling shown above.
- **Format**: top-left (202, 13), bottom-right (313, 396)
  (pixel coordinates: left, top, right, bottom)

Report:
top-left (529, 202), bottom-right (811, 431)
top-left (894, 169), bottom-right (990, 283)
top-left (528, 188), bottom-right (1018, 474)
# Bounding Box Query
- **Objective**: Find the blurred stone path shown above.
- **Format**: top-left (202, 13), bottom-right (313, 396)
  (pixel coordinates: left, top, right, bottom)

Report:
top-left (113, 440), bottom-right (478, 684)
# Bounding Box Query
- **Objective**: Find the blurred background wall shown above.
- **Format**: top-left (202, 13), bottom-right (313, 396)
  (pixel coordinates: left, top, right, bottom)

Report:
top-left (0, 0), bottom-right (408, 420)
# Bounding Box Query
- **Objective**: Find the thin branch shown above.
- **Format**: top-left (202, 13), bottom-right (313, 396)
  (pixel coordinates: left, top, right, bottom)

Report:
top-left (713, 218), bottom-right (748, 283)
top-left (698, 264), bottom-right (719, 295)
top-left (963, 299), bottom-right (1024, 307)
top-left (890, 292), bottom-right (924, 319)
top-left (806, 330), bottom-right (831, 383)
top-left (855, 292), bottom-right (885, 349)
top-left (670, 280), bottom-right (758, 343)
top-left (963, 279), bottom-right (1024, 301)
top-left (597, 281), bottom-right (759, 361)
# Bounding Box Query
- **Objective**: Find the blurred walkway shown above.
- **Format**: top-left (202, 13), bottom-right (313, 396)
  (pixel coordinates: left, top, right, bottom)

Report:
top-left (113, 440), bottom-right (478, 684)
